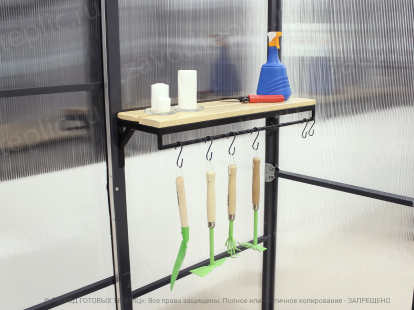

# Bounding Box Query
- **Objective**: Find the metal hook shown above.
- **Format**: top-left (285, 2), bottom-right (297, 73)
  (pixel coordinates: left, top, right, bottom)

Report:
top-left (252, 127), bottom-right (259, 150)
top-left (309, 119), bottom-right (315, 136)
top-left (228, 132), bottom-right (236, 155)
top-left (175, 142), bottom-right (183, 168)
top-left (302, 119), bottom-right (309, 139)
top-left (205, 136), bottom-right (213, 161)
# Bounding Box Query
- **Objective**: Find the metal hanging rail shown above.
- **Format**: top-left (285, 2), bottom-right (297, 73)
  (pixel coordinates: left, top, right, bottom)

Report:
top-left (118, 115), bottom-right (315, 153)
top-left (159, 117), bottom-right (315, 150)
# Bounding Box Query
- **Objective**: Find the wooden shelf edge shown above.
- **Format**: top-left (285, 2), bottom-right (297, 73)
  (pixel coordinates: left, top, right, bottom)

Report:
top-left (118, 98), bottom-right (316, 129)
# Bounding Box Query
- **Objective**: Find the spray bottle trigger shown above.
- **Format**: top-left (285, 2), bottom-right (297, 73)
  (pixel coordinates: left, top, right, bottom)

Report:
top-left (269, 32), bottom-right (282, 49)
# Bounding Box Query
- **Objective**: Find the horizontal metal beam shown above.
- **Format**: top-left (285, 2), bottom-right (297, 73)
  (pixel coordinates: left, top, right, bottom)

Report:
top-left (25, 277), bottom-right (115, 310)
top-left (131, 235), bottom-right (270, 299)
top-left (277, 170), bottom-right (414, 207)
top-left (0, 82), bottom-right (103, 99)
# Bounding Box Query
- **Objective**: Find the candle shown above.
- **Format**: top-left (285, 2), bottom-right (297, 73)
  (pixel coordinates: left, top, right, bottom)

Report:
top-left (151, 83), bottom-right (169, 111)
top-left (157, 97), bottom-right (171, 113)
top-left (178, 70), bottom-right (197, 110)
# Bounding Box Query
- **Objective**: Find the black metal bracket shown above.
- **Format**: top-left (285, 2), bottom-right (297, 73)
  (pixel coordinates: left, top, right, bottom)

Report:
top-left (117, 105), bottom-right (316, 167)
top-left (118, 127), bottom-right (135, 168)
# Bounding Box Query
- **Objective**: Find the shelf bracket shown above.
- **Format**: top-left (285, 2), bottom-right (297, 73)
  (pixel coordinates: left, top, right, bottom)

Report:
top-left (118, 127), bottom-right (135, 168)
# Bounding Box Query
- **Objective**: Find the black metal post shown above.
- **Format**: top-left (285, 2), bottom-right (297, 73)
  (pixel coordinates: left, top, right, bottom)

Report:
top-left (101, 0), bottom-right (133, 309)
top-left (262, 117), bottom-right (279, 310)
top-left (262, 1), bottom-right (282, 309)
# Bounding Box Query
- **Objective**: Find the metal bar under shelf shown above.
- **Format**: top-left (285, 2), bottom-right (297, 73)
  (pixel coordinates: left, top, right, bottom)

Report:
top-left (158, 116), bottom-right (315, 150)
top-left (131, 235), bottom-right (270, 299)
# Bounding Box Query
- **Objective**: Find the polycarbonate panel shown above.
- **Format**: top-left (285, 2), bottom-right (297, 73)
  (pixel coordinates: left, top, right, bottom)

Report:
top-left (120, 0), bottom-right (267, 300)
top-left (56, 286), bottom-right (116, 310)
top-left (119, 0), bottom-right (268, 301)
top-left (276, 0), bottom-right (414, 307)
top-left (281, 0), bottom-right (414, 197)
top-left (133, 249), bottom-right (262, 310)
top-left (119, 0), bottom-right (267, 109)
top-left (0, 161), bottom-right (114, 310)
top-left (0, 0), bottom-right (102, 89)
top-left (0, 91), bottom-right (112, 310)
top-left (126, 121), bottom-right (266, 296)
top-left (0, 91), bottom-right (106, 181)
top-left (275, 179), bottom-right (414, 309)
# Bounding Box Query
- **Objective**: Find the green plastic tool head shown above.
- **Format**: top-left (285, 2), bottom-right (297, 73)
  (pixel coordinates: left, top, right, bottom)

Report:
top-left (171, 226), bottom-right (190, 291)
top-left (239, 242), bottom-right (267, 252)
top-left (238, 210), bottom-right (267, 252)
top-left (190, 228), bottom-right (228, 277)
top-left (225, 221), bottom-right (241, 258)
top-left (190, 257), bottom-right (227, 277)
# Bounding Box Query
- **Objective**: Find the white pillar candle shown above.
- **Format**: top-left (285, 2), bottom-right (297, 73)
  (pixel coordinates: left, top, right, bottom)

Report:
top-left (151, 83), bottom-right (169, 111)
top-left (178, 70), bottom-right (197, 110)
top-left (157, 97), bottom-right (171, 113)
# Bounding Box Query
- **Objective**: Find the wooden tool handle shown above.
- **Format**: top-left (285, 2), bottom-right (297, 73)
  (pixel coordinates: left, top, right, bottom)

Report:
top-left (252, 157), bottom-right (261, 205)
top-left (206, 171), bottom-right (216, 223)
top-left (176, 176), bottom-right (188, 228)
top-left (228, 165), bottom-right (237, 216)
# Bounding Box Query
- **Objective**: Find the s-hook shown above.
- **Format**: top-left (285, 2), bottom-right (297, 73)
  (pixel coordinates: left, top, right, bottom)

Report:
top-left (176, 142), bottom-right (183, 168)
top-left (252, 127), bottom-right (259, 150)
top-left (302, 120), bottom-right (309, 138)
top-left (302, 118), bottom-right (316, 138)
top-left (228, 132), bottom-right (236, 155)
top-left (205, 136), bottom-right (213, 161)
top-left (308, 118), bottom-right (315, 136)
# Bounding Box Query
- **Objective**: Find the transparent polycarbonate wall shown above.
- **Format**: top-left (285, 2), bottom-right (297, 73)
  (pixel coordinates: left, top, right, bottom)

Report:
top-left (119, 0), bottom-right (267, 110)
top-left (281, 0), bottom-right (414, 193)
top-left (276, 180), bottom-right (414, 309)
top-left (0, 91), bottom-right (106, 181)
top-left (0, 1), bottom-right (114, 309)
top-left (126, 133), bottom-right (265, 310)
top-left (276, 0), bottom-right (414, 308)
top-left (0, 0), bottom-right (102, 90)
top-left (118, 0), bottom-right (268, 307)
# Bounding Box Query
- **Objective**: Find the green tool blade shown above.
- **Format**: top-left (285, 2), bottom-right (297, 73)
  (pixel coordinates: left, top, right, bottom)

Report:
top-left (171, 226), bottom-right (189, 290)
top-left (190, 257), bottom-right (228, 277)
top-left (190, 228), bottom-right (227, 277)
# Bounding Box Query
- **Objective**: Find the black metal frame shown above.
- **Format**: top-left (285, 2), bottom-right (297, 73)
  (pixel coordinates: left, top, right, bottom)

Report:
top-left (101, 0), bottom-right (133, 309)
top-left (20, 0), bottom-right (414, 310)
top-left (0, 82), bottom-right (103, 99)
top-left (25, 277), bottom-right (115, 310)
top-left (117, 106), bottom-right (316, 166)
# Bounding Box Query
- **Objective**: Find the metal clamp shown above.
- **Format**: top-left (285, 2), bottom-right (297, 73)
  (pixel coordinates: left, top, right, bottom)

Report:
top-left (265, 163), bottom-right (277, 182)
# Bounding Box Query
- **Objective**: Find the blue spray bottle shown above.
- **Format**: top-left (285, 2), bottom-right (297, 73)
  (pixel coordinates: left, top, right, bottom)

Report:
top-left (257, 32), bottom-right (291, 101)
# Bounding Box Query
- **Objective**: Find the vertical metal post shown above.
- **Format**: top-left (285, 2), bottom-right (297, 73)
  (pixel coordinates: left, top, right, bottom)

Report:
top-left (101, 0), bottom-right (133, 309)
top-left (262, 118), bottom-right (279, 310)
top-left (262, 1), bottom-right (282, 309)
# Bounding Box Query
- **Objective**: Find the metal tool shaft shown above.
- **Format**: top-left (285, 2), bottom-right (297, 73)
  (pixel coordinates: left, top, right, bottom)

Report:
top-left (254, 210), bottom-right (258, 246)
top-left (210, 228), bottom-right (214, 265)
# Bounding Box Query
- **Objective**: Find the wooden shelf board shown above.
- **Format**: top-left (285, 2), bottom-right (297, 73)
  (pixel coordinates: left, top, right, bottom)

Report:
top-left (118, 98), bottom-right (315, 129)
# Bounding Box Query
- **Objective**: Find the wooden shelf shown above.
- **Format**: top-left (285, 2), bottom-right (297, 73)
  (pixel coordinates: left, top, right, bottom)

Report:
top-left (118, 98), bottom-right (316, 129)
